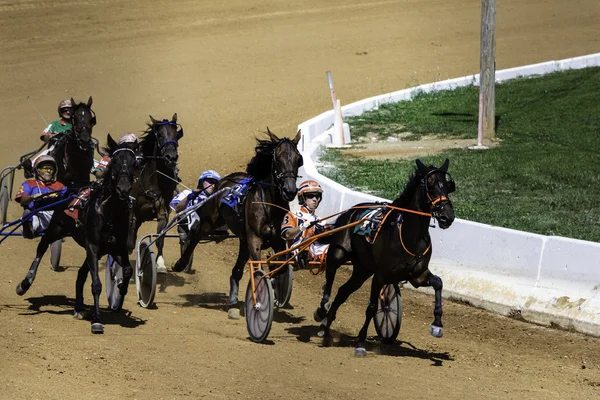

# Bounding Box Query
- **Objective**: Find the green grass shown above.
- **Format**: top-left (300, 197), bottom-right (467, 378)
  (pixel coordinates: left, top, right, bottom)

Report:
top-left (320, 67), bottom-right (600, 242)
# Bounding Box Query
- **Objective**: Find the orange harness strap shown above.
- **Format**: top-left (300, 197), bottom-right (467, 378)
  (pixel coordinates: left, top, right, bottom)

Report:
top-left (399, 222), bottom-right (431, 258)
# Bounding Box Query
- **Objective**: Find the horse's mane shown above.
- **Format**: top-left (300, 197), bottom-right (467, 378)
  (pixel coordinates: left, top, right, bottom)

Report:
top-left (246, 137), bottom-right (284, 180)
top-left (138, 123), bottom-right (158, 157)
top-left (391, 166), bottom-right (427, 208)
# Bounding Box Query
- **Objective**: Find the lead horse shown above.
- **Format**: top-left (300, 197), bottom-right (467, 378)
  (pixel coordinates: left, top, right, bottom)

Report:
top-left (17, 135), bottom-right (137, 333)
top-left (173, 128), bottom-right (302, 319)
top-left (315, 159), bottom-right (456, 356)
top-left (127, 114), bottom-right (182, 271)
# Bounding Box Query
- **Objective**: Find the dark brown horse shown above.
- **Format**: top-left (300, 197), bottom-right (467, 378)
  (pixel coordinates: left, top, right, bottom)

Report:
top-left (173, 128), bottom-right (302, 319)
top-left (127, 114), bottom-right (182, 271)
top-left (16, 135), bottom-right (138, 334)
top-left (50, 96), bottom-right (97, 189)
top-left (314, 159), bottom-right (456, 356)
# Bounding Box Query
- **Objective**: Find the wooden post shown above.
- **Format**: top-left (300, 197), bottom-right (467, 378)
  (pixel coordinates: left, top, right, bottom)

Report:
top-left (478, 0), bottom-right (496, 145)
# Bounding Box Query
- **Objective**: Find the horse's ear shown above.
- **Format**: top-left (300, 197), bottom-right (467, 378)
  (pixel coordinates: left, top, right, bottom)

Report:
top-left (172, 113), bottom-right (178, 123)
top-left (70, 97), bottom-right (76, 106)
top-left (266, 127), bottom-right (280, 142)
top-left (149, 115), bottom-right (158, 124)
top-left (87, 96), bottom-right (93, 107)
top-left (440, 158), bottom-right (450, 173)
top-left (107, 133), bottom-right (118, 150)
top-left (292, 129), bottom-right (301, 145)
top-left (416, 159), bottom-right (428, 174)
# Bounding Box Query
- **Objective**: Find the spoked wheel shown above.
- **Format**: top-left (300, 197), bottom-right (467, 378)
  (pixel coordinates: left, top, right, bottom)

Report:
top-left (105, 255), bottom-right (123, 311)
top-left (135, 241), bottom-right (157, 308)
top-left (50, 239), bottom-right (62, 271)
top-left (273, 264), bottom-right (293, 308)
top-left (245, 269), bottom-right (274, 343)
top-left (374, 283), bottom-right (402, 344)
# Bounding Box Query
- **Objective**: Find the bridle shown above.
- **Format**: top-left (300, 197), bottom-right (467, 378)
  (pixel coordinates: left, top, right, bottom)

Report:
top-left (151, 120), bottom-right (180, 162)
top-left (421, 169), bottom-right (454, 220)
top-left (271, 139), bottom-right (302, 188)
top-left (70, 106), bottom-right (96, 151)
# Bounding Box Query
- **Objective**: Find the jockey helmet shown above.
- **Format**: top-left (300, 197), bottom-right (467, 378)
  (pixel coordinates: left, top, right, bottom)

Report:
top-left (297, 179), bottom-right (323, 205)
top-left (58, 99), bottom-right (72, 120)
top-left (197, 170), bottom-right (221, 187)
top-left (34, 155), bottom-right (58, 182)
top-left (119, 132), bottom-right (139, 144)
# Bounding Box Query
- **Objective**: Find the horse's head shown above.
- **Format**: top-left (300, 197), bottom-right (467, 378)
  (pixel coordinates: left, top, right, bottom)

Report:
top-left (416, 158), bottom-right (456, 229)
top-left (105, 134), bottom-right (137, 201)
top-left (149, 113), bottom-right (181, 169)
top-left (268, 128), bottom-right (303, 202)
top-left (70, 96), bottom-right (96, 151)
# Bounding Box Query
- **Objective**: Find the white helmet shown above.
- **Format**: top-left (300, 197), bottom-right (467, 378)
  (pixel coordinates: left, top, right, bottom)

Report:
top-left (34, 155), bottom-right (58, 182)
top-left (58, 99), bottom-right (72, 119)
top-left (119, 132), bottom-right (139, 144)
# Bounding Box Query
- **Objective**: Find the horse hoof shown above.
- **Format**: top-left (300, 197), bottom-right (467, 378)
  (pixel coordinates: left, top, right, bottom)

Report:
top-left (91, 323), bottom-right (104, 334)
top-left (16, 283), bottom-right (28, 296)
top-left (156, 256), bottom-right (167, 274)
top-left (354, 347), bottom-right (367, 357)
top-left (228, 308), bottom-right (240, 320)
top-left (73, 310), bottom-right (86, 320)
top-left (430, 325), bottom-right (443, 338)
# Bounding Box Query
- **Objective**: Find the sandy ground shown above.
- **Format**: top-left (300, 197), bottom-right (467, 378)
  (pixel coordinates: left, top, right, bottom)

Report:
top-left (1, 0), bottom-right (600, 399)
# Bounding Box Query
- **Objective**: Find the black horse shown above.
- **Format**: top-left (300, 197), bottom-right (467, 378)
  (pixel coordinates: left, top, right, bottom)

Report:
top-left (314, 159), bottom-right (456, 355)
top-left (50, 96), bottom-right (97, 189)
top-left (127, 114), bottom-right (182, 272)
top-left (173, 128), bottom-right (302, 319)
top-left (16, 135), bottom-right (137, 334)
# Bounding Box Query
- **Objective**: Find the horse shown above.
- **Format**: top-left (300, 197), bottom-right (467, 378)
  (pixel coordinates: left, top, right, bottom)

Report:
top-left (172, 128), bottom-right (302, 319)
top-left (127, 114), bottom-right (182, 272)
top-left (50, 96), bottom-right (97, 189)
top-left (16, 135), bottom-right (138, 334)
top-left (314, 158), bottom-right (456, 356)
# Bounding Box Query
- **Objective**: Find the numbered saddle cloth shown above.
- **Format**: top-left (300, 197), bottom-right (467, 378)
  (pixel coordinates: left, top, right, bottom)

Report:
top-left (221, 178), bottom-right (254, 214)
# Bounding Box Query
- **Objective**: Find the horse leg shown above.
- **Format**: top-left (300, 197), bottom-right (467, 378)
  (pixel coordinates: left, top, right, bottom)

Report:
top-left (177, 225), bottom-right (194, 273)
top-left (155, 207), bottom-right (169, 274)
top-left (319, 265), bottom-right (373, 346)
top-left (74, 258), bottom-right (90, 320)
top-left (113, 252), bottom-right (133, 304)
top-left (314, 245), bottom-right (346, 322)
top-left (227, 238), bottom-right (251, 320)
top-left (127, 215), bottom-right (141, 255)
top-left (85, 244), bottom-right (103, 334)
top-left (16, 236), bottom-right (52, 296)
top-left (354, 276), bottom-right (384, 357)
top-left (410, 270), bottom-right (444, 338)
top-left (172, 218), bottom-right (205, 273)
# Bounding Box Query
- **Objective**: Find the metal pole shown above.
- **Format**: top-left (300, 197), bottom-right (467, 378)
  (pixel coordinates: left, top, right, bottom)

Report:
top-left (478, 0), bottom-right (496, 144)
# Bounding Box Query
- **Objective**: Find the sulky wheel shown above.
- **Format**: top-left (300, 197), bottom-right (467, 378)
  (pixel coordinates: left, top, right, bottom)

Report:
top-left (135, 241), bottom-right (157, 308)
top-left (105, 255), bottom-right (123, 311)
top-left (50, 239), bottom-right (62, 271)
top-left (374, 283), bottom-right (402, 344)
top-left (273, 264), bottom-right (293, 308)
top-left (0, 173), bottom-right (9, 226)
top-left (245, 269), bottom-right (274, 343)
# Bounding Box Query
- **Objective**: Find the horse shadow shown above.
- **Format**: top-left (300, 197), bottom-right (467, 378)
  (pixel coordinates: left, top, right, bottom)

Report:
top-left (286, 325), bottom-right (453, 366)
top-left (157, 272), bottom-right (187, 293)
top-left (178, 292), bottom-right (230, 312)
top-left (21, 295), bottom-right (146, 329)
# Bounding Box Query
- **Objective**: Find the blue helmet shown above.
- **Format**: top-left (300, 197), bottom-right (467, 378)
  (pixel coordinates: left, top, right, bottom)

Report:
top-left (197, 170), bottom-right (221, 187)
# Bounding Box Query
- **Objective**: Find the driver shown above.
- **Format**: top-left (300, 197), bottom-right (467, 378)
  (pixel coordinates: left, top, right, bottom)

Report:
top-left (281, 180), bottom-right (330, 269)
top-left (15, 155), bottom-right (67, 239)
top-left (41, 99), bottom-right (73, 144)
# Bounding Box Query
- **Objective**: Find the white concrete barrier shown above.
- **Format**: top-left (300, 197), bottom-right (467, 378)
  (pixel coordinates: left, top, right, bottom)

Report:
top-left (296, 53), bottom-right (600, 337)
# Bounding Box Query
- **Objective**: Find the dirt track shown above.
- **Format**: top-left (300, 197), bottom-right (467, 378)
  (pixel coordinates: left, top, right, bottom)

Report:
top-left (1, 1), bottom-right (599, 399)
